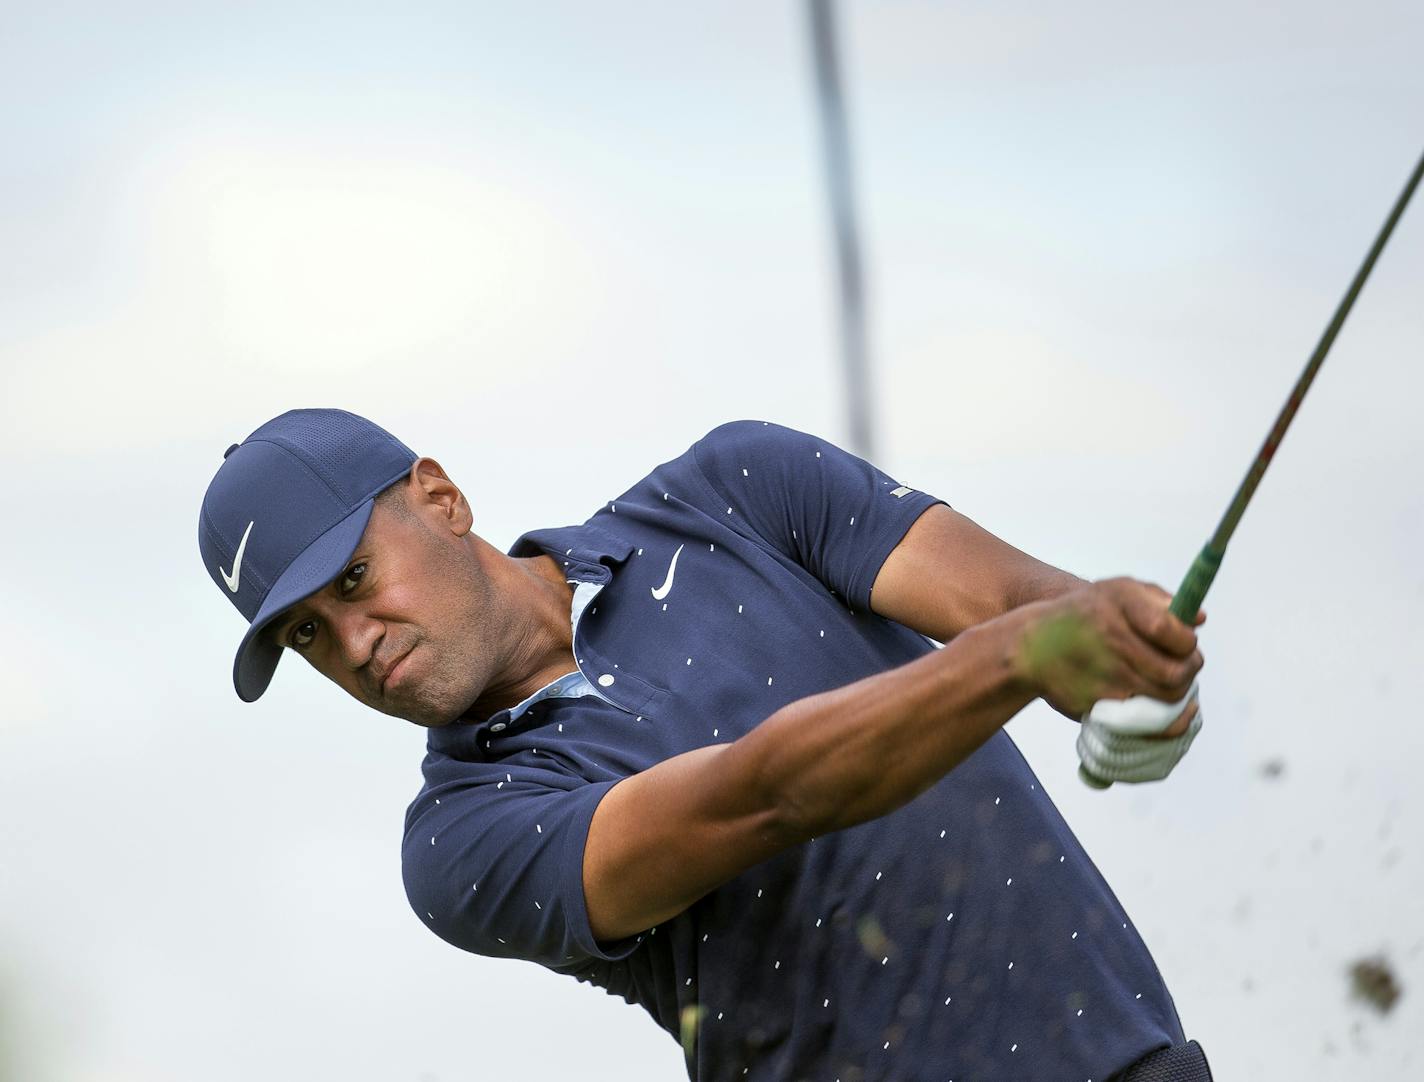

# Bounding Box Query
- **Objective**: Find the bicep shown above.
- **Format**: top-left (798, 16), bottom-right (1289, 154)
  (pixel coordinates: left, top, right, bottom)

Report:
top-left (583, 740), bottom-right (797, 943)
top-left (869, 503), bottom-right (1083, 642)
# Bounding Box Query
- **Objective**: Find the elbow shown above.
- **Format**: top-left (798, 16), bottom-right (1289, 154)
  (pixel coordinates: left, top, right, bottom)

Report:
top-left (760, 740), bottom-right (841, 846)
top-left (737, 712), bottom-right (830, 847)
top-left (771, 779), bottom-right (824, 847)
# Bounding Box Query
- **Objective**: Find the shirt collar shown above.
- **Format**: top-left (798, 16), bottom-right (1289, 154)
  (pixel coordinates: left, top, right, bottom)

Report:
top-left (507, 521), bottom-right (635, 585)
top-left (425, 521), bottom-right (632, 758)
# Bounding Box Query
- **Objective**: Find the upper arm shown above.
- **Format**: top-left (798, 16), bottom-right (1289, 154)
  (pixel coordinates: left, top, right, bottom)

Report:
top-left (582, 739), bottom-right (799, 943)
top-left (869, 503), bottom-right (1084, 642)
top-left (403, 769), bottom-right (639, 968)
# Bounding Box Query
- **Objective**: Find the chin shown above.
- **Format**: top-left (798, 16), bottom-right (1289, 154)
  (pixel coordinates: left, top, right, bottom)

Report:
top-left (393, 685), bottom-right (469, 729)
top-left (409, 703), bottom-right (459, 728)
top-left (396, 701), bottom-right (449, 729)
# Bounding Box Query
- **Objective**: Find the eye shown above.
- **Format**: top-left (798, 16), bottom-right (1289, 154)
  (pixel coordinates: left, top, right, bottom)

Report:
top-left (287, 562), bottom-right (367, 651)
top-left (340, 562), bottom-right (366, 594)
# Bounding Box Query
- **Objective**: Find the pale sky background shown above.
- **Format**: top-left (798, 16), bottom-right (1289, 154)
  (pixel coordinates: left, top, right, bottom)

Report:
top-left (2, 2), bottom-right (1422, 1080)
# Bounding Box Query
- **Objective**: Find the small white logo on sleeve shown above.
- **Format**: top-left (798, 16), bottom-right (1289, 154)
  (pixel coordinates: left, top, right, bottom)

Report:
top-left (650, 543), bottom-right (684, 600)
top-left (220, 520), bottom-right (254, 593)
top-left (890, 485), bottom-right (914, 498)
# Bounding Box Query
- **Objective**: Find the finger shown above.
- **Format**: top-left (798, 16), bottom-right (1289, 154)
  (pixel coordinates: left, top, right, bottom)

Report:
top-left (1113, 623), bottom-right (1203, 698)
top-left (1140, 648), bottom-right (1202, 701)
top-left (1112, 578), bottom-right (1173, 611)
top-left (1086, 641), bottom-right (1195, 711)
top-left (1143, 698), bottom-right (1199, 740)
top-left (1120, 589), bottom-right (1199, 658)
top-left (1100, 659), bottom-right (1159, 710)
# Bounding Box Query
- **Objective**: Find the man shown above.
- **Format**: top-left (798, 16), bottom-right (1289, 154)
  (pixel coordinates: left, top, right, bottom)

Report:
top-left (198, 408), bottom-right (1212, 1081)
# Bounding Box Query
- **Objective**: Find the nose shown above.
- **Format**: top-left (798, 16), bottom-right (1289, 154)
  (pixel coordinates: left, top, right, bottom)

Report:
top-left (325, 605), bottom-right (384, 674)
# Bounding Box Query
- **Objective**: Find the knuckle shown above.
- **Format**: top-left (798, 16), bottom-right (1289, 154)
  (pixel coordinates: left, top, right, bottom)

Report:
top-left (1152, 611), bottom-right (1173, 640)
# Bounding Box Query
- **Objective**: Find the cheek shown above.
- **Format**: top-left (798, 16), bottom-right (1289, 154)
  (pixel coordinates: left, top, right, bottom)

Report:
top-left (400, 542), bottom-right (491, 658)
top-left (317, 658), bottom-right (365, 701)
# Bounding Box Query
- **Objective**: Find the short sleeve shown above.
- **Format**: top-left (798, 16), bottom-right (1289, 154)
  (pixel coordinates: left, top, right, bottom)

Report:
top-left (690, 420), bottom-right (947, 612)
top-left (402, 770), bottom-right (641, 969)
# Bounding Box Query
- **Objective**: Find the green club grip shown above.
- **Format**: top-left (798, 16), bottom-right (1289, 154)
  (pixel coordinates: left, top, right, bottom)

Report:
top-left (1170, 545), bottom-right (1223, 624)
top-left (1080, 543), bottom-right (1223, 789)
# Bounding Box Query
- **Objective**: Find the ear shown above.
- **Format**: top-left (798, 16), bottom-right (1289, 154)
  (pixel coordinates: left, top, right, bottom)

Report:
top-left (405, 457), bottom-right (474, 537)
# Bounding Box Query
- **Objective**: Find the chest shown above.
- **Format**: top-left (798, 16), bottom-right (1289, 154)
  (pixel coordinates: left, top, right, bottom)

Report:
top-left (554, 513), bottom-right (934, 767)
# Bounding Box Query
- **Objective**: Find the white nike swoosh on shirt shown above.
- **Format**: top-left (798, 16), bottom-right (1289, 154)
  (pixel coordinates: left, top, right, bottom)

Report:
top-left (650, 543), bottom-right (684, 600)
top-left (221, 520), bottom-right (254, 593)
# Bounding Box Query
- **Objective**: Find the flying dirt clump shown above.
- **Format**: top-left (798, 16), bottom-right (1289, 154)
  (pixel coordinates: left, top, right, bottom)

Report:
top-left (1348, 955), bottom-right (1402, 1014)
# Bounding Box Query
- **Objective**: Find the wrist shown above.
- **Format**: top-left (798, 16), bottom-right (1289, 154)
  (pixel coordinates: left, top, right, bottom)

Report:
top-left (988, 602), bottom-right (1050, 700)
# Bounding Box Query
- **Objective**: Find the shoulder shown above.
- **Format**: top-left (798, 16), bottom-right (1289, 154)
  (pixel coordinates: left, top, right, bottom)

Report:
top-left (693, 418), bottom-right (817, 454)
top-left (691, 419), bottom-right (827, 480)
top-left (402, 748), bottom-right (589, 854)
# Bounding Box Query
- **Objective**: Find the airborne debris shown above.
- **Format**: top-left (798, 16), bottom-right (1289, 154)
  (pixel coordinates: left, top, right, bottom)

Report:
top-left (1258, 757), bottom-right (1286, 780)
top-left (679, 1003), bottom-right (706, 1061)
top-left (1349, 955), bottom-right (1402, 1014)
top-left (856, 914), bottom-right (893, 961)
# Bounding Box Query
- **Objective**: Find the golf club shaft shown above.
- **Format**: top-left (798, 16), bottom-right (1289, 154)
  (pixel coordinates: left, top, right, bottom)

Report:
top-left (1168, 147), bottom-right (1424, 625)
top-left (1080, 147), bottom-right (1423, 790)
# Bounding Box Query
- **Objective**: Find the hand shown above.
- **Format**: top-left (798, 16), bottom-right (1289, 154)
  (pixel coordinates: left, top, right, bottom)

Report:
top-left (1076, 682), bottom-right (1204, 787)
top-left (1014, 577), bottom-right (1205, 720)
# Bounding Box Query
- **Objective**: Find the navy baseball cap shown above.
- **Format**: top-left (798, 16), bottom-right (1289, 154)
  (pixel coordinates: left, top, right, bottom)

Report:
top-left (198, 408), bottom-right (418, 702)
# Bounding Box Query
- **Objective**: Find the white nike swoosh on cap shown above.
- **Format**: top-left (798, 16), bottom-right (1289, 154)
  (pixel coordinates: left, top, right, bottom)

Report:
top-left (650, 543), bottom-right (684, 600)
top-left (221, 520), bottom-right (254, 593)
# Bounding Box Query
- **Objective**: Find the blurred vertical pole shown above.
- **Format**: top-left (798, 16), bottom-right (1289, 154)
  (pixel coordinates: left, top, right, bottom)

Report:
top-left (806, 0), bottom-right (875, 460)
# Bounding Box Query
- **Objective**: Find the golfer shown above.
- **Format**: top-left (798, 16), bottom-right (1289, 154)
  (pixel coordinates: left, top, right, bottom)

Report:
top-left (198, 408), bottom-right (1213, 1081)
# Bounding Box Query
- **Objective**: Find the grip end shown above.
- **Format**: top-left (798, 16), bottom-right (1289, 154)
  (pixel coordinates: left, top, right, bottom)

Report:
top-left (1078, 763), bottom-right (1114, 790)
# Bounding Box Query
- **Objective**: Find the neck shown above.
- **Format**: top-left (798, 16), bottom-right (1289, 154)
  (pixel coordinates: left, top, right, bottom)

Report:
top-left (461, 554), bottom-right (577, 723)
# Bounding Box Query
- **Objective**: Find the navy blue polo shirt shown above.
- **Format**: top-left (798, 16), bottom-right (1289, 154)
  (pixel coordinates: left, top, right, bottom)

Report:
top-left (402, 420), bottom-right (1185, 1081)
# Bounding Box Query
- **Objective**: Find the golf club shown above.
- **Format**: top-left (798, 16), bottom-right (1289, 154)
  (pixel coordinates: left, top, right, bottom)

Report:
top-left (1080, 146), bottom-right (1424, 788)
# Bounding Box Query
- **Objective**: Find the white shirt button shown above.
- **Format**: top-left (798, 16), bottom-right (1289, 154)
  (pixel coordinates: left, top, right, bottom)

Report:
top-left (598, 674), bottom-right (615, 687)
top-left (490, 722), bottom-right (507, 732)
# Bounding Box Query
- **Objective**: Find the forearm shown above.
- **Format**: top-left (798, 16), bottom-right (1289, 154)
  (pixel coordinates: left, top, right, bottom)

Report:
top-left (1008, 562), bottom-right (1087, 610)
top-left (746, 606), bottom-right (1040, 840)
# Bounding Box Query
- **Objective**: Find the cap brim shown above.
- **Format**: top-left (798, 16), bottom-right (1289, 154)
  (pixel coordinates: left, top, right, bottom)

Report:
top-left (231, 498), bottom-right (377, 702)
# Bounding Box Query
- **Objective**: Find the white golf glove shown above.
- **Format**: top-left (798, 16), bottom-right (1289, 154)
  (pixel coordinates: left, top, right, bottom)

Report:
top-left (1076, 680), bottom-right (1202, 788)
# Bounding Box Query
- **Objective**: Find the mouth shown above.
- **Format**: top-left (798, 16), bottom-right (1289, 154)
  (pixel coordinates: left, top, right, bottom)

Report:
top-left (381, 647), bottom-right (415, 696)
